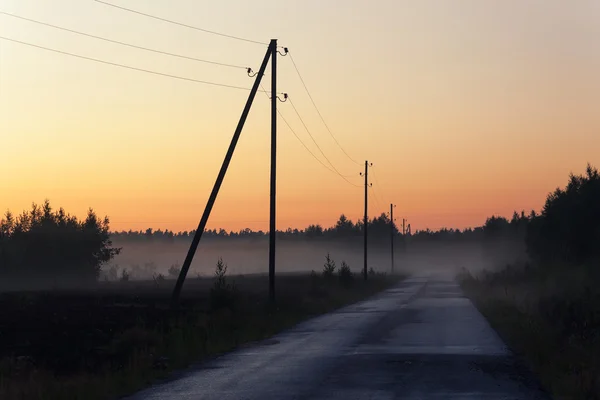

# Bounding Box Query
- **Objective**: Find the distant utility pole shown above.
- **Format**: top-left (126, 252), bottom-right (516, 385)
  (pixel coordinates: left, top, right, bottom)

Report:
top-left (171, 40), bottom-right (276, 308)
top-left (390, 203), bottom-right (396, 273)
top-left (268, 39), bottom-right (277, 305)
top-left (402, 218), bottom-right (407, 254)
top-left (360, 161), bottom-right (372, 280)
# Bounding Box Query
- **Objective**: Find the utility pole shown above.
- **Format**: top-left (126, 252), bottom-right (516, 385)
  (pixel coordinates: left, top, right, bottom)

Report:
top-left (390, 203), bottom-right (396, 273)
top-left (269, 39), bottom-right (277, 305)
top-left (360, 161), bottom-right (372, 280)
top-left (171, 41), bottom-right (275, 307)
top-left (401, 218), bottom-right (406, 254)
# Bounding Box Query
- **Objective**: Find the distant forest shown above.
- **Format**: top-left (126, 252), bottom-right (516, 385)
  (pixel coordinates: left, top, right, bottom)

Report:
top-left (99, 162), bottom-right (600, 266)
top-left (1, 164), bottom-right (598, 285)
top-left (110, 212), bottom-right (524, 244)
top-left (110, 163), bottom-right (600, 267)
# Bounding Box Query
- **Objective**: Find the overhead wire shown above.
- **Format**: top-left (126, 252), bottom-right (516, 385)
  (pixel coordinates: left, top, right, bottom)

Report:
top-left (287, 95), bottom-right (360, 187)
top-left (287, 50), bottom-right (361, 166)
top-left (367, 188), bottom-right (376, 219)
top-left (278, 109), bottom-right (345, 178)
top-left (258, 84), bottom-right (359, 187)
top-left (369, 185), bottom-right (383, 211)
top-left (0, 36), bottom-right (274, 92)
top-left (0, 11), bottom-right (249, 70)
top-left (94, 0), bottom-right (269, 46)
top-left (370, 165), bottom-right (389, 206)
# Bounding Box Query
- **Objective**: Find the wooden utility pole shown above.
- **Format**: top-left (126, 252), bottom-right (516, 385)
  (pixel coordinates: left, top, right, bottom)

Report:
top-left (390, 203), bottom-right (396, 273)
top-left (361, 161), bottom-right (372, 280)
top-left (171, 41), bottom-right (275, 307)
top-left (401, 218), bottom-right (407, 254)
top-left (269, 39), bottom-right (277, 305)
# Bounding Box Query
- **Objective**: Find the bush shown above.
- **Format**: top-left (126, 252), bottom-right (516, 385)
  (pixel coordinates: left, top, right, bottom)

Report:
top-left (105, 265), bottom-right (119, 281)
top-left (209, 258), bottom-right (236, 311)
top-left (339, 261), bottom-right (354, 286)
top-left (322, 253), bottom-right (336, 280)
top-left (153, 273), bottom-right (166, 287)
top-left (120, 269), bottom-right (130, 282)
top-left (168, 264), bottom-right (181, 278)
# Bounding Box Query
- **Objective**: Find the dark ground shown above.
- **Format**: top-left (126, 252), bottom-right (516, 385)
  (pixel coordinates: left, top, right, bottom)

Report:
top-left (0, 272), bottom-right (399, 400)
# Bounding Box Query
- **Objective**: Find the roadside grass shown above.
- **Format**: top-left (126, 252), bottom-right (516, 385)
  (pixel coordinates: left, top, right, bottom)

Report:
top-left (0, 263), bottom-right (403, 400)
top-left (459, 262), bottom-right (600, 399)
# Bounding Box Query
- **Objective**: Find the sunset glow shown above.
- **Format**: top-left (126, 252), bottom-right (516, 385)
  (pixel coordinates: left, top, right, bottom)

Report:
top-left (1, 0), bottom-right (599, 232)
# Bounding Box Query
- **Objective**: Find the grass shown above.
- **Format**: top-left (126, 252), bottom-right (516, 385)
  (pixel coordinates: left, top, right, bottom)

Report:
top-left (0, 269), bottom-right (403, 400)
top-left (459, 262), bottom-right (600, 399)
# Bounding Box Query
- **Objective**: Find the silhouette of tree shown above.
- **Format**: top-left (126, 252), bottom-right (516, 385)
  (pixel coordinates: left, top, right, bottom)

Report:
top-left (333, 214), bottom-right (357, 238)
top-left (305, 224), bottom-right (324, 238)
top-left (527, 163), bottom-right (600, 265)
top-left (0, 200), bottom-right (121, 286)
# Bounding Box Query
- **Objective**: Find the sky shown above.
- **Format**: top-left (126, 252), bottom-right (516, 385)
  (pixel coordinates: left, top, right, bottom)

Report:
top-left (1, 0), bottom-right (599, 232)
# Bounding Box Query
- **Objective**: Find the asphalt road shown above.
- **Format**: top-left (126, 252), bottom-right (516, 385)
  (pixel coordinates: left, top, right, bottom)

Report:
top-left (126, 273), bottom-right (550, 400)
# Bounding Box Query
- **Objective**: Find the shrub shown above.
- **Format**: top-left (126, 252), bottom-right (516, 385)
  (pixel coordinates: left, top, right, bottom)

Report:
top-left (153, 273), bottom-right (166, 287)
top-left (120, 269), bottom-right (130, 282)
top-left (339, 261), bottom-right (354, 286)
top-left (322, 253), bottom-right (336, 280)
top-left (103, 264), bottom-right (119, 281)
top-left (108, 327), bottom-right (162, 367)
top-left (209, 258), bottom-right (236, 310)
top-left (168, 264), bottom-right (181, 278)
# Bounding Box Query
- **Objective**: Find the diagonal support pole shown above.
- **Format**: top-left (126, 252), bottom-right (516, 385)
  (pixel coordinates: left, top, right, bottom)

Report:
top-left (171, 40), bottom-right (276, 307)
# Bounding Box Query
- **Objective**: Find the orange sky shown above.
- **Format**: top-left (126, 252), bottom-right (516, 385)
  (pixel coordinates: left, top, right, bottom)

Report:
top-left (1, 0), bottom-right (599, 232)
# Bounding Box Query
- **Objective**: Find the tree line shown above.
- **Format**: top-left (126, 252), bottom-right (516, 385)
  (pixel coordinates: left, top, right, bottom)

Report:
top-left (110, 211), bottom-right (531, 246)
top-left (1, 164), bottom-right (598, 286)
top-left (110, 213), bottom-right (402, 243)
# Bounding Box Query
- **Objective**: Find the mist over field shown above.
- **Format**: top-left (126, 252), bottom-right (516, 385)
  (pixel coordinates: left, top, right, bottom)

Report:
top-left (0, 201), bottom-right (528, 292)
top-left (106, 236), bottom-right (524, 281)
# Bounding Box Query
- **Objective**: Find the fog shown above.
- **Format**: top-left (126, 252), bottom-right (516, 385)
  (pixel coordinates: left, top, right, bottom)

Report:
top-left (104, 238), bottom-right (526, 281)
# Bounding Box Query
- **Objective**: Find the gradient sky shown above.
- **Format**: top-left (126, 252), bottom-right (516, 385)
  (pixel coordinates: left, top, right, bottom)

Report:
top-left (1, 0), bottom-right (599, 232)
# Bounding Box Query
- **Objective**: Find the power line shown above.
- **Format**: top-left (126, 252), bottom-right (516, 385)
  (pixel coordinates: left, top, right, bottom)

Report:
top-left (0, 11), bottom-right (249, 70)
top-left (262, 87), bottom-right (359, 187)
top-left (255, 83), bottom-right (344, 186)
top-left (287, 50), bottom-right (361, 166)
top-left (0, 36), bottom-right (270, 92)
top-left (278, 109), bottom-right (339, 177)
top-left (370, 167), bottom-right (387, 202)
top-left (369, 185), bottom-right (383, 211)
top-left (367, 188), bottom-right (376, 217)
top-left (287, 96), bottom-right (360, 187)
top-left (94, 0), bottom-right (268, 46)
top-left (257, 82), bottom-right (357, 187)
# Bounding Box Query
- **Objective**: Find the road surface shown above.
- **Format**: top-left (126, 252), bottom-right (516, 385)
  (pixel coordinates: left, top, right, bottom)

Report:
top-left (126, 273), bottom-right (550, 399)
